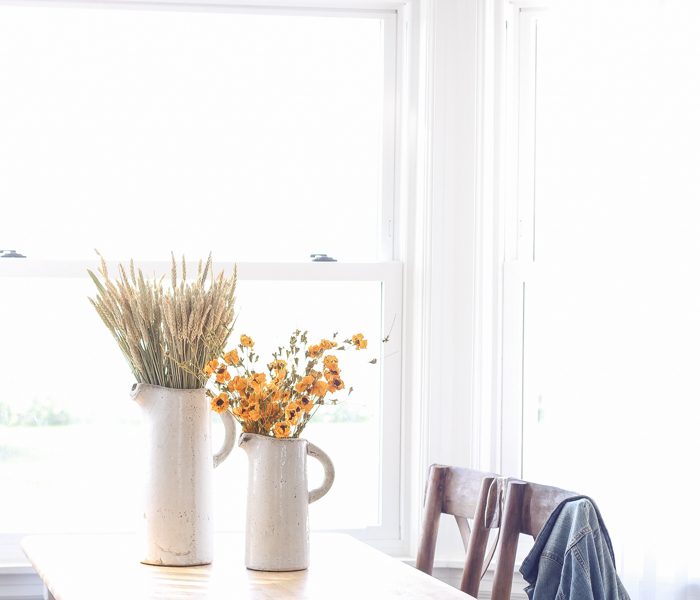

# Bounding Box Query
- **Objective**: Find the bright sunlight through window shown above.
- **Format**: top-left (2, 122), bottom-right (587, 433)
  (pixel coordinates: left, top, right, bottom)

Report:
top-left (0, 6), bottom-right (385, 261)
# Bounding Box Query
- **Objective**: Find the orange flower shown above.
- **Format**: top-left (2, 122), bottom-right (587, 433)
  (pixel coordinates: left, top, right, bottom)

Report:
top-left (250, 372), bottom-right (267, 390)
top-left (223, 349), bottom-right (240, 366)
top-left (351, 333), bottom-right (368, 350)
top-left (268, 360), bottom-right (287, 383)
top-left (203, 359), bottom-right (219, 376)
top-left (323, 355), bottom-right (339, 371)
top-left (255, 389), bottom-right (272, 405)
top-left (228, 375), bottom-right (248, 393)
top-left (326, 374), bottom-right (345, 392)
top-left (324, 363), bottom-right (340, 378)
top-left (320, 339), bottom-right (337, 350)
top-left (240, 334), bottom-right (254, 348)
top-left (247, 403), bottom-right (261, 421)
top-left (299, 394), bottom-right (314, 413)
top-left (273, 421), bottom-right (292, 438)
top-left (211, 393), bottom-right (228, 413)
top-left (310, 379), bottom-right (328, 398)
top-left (267, 384), bottom-right (281, 402)
top-left (215, 366), bottom-right (231, 383)
top-left (285, 401), bottom-right (303, 424)
top-left (262, 401), bottom-right (282, 420)
top-left (306, 344), bottom-right (323, 358)
top-left (294, 374), bottom-right (315, 393)
top-left (268, 359), bottom-right (287, 372)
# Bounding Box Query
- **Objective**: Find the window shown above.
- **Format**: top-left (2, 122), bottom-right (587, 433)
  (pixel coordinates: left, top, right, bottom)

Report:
top-left (501, 1), bottom-right (700, 595)
top-left (0, 1), bottom-right (403, 564)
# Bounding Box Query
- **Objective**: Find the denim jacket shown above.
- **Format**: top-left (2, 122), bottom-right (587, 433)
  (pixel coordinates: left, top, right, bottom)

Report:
top-left (519, 496), bottom-right (630, 600)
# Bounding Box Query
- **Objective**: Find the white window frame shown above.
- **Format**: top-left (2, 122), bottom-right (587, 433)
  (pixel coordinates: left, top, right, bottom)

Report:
top-left (470, 0), bottom-right (549, 482)
top-left (499, 1), bottom-right (547, 478)
top-left (0, 0), bottom-right (412, 573)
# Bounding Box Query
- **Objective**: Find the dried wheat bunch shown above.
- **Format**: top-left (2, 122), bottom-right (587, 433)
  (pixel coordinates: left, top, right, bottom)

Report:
top-left (88, 253), bottom-right (237, 389)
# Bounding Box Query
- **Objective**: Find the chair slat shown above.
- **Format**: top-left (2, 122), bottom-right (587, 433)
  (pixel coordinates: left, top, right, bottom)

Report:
top-left (443, 468), bottom-right (488, 518)
top-left (520, 481), bottom-right (576, 537)
top-left (454, 515), bottom-right (471, 551)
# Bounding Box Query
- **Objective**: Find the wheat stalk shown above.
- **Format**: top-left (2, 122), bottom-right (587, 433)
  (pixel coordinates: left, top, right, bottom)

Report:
top-left (88, 253), bottom-right (237, 389)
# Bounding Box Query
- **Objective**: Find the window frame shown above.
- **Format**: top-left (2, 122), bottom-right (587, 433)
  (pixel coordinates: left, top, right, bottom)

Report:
top-left (0, 0), bottom-right (409, 567)
top-left (469, 0), bottom-right (549, 481)
top-left (499, 1), bottom-right (547, 478)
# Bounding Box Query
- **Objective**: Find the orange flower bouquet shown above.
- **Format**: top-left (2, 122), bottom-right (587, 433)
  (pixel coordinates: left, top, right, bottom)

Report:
top-left (205, 330), bottom-right (369, 438)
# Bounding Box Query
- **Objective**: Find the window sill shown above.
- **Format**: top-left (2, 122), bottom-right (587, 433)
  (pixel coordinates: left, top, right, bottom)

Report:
top-left (0, 566), bottom-right (43, 600)
top-left (0, 564), bottom-right (33, 575)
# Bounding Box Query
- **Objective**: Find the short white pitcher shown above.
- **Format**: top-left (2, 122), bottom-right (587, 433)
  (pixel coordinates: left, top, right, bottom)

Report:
top-left (239, 432), bottom-right (335, 571)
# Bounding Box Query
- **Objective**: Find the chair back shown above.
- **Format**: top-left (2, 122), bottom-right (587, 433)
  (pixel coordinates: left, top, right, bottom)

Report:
top-left (416, 464), bottom-right (501, 598)
top-left (490, 480), bottom-right (577, 600)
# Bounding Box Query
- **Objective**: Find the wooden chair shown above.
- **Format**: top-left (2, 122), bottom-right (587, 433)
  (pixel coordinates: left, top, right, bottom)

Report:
top-left (490, 479), bottom-right (578, 600)
top-left (416, 464), bottom-right (503, 598)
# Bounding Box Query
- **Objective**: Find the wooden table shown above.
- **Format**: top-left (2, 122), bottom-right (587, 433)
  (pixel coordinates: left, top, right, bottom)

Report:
top-left (22, 533), bottom-right (475, 600)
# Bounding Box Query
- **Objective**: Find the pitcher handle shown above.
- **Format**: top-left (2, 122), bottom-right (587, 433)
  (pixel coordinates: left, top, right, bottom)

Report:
top-left (307, 442), bottom-right (335, 504)
top-left (213, 410), bottom-right (236, 468)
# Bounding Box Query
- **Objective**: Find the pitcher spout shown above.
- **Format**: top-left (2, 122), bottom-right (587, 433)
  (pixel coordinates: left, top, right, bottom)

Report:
top-left (238, 432), bottom-right (255, 452)
top-left (131, 382), bottom-right (146, 405)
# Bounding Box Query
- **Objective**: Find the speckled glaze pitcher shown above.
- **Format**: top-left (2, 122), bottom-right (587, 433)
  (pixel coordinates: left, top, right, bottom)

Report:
top-left (132, 383), bottom-right (237, 566)
top-left (239, 432), bottom-right (335, 571)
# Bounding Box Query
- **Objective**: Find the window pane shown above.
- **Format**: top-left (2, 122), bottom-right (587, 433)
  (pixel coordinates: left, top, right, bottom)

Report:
top-left (520, 3), bottom-right (700, 596)
top-left (0, 276), bottom-right (382, 534)
top-left (0, 278), bottom-right (140, 534)
top-left (0, 6), bottom-right (385, 261)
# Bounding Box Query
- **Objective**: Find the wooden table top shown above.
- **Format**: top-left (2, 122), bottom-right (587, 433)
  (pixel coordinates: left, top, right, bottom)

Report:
top-left (22, 533), bottom-right (474, 600)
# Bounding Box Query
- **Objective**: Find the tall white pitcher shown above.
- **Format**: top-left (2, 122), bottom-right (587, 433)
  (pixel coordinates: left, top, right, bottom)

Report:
top-left (239, 432), bottom-right (335, 571)
top-left (132, 383), bottom-right (236, 566)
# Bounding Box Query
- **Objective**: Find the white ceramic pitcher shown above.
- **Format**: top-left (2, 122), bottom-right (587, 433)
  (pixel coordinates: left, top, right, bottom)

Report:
top-left (239, 432), bottom-right (335, 571)
top-left (132, 383), bottom-right (236, 566)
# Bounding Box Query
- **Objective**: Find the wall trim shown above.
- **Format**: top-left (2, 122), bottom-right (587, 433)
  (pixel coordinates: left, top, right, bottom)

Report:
top-left (403, 0), bottom-right (482, 562)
